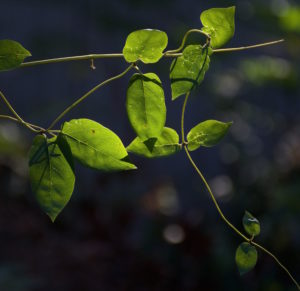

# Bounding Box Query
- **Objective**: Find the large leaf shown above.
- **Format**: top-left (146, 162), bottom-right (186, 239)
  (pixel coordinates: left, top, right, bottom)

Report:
top-left (243, 211), bottom-right (260, 237)
top-left (61, 119), bottom-right (136, 171)
top-left (29, 134), bottom-right (75, 222)
top-left (123, 29), bottom-right (168, 64)
top-left (127, 127), bottom-right (181, 158)
top-left (200, 6), bottom-right (236, 49)
top-left (187, 120), bottom-right (232, 151)
top-left (0, 40), bottom-right (31, 71)
top-left (170, 45), bottom-right (211, 100)
top-left (126, 73), bottom-right (166, 140)
top-left (235, 242), bottom-right (258, 275)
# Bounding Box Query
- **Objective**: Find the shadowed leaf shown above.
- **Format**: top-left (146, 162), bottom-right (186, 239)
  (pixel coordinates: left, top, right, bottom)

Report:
top-left (0, 40), bottom-right (31, 71)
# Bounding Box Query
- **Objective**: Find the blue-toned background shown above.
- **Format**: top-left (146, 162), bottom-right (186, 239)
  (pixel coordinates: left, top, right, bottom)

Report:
top-left (0, 0), bottom-right (299, 290)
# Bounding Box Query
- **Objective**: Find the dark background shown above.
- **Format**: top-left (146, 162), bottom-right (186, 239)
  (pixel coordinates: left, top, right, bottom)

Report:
top-left (0, 0), bottom-right (299, 290)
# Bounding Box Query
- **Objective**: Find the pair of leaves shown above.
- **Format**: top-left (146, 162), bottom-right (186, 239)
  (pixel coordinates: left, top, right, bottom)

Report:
top-left (0, 40), bottom-right (31, 71)
top-left (29, 119), bottom-right (136, 221)
top-left (235, 211), bottom-right (261, 275)
top-left (126, 72), bottom-right (180, 158)
top-left (122, 6), bottom-right (235, 65)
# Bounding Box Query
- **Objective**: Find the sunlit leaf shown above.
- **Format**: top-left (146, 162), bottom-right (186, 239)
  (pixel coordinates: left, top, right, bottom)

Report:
top-left (235, 242), bottom-right (258, 275)
top-left (170, 45), bottom-right (211, 100)
top-left (126, 73), bottom-right (166, 140)
top-left (123, 29), bottom-right (168, 63)
top-left (61, 119), bottom-right (136, 171)
top-left (29, 134), bottom-right (75, 222)
top-left (200, 6), bottom-right (235, 49)
top-left (243, 211), bottom-right (260, 237)
top-left (187, 120), bottom-right (232, 151)
top-left (127, 127), bottom-right (181, 158)
top-left (0, 40), bottom-right (31, 71)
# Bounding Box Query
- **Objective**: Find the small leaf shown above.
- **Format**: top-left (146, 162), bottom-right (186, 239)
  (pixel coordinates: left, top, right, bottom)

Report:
top-left (123, 29), bottom-right (168, 64)
top-left (187, 120), bottom-right (232, 151)
top-left (0, 40), bottom-right (31, 71)
top-left (170, 45), bottom-right (211, 100)
top-left (243, 211), bottom-right (260, 237)
top-left (127, 127), bottom-right (181, 158)
top-left (29, 134), bottom-right (75, 222)
top-left (61, 119), bottom-right (136, 171)
top-left (126, 73), bottom-right (166, 140)
top-left (200, 6), bottom-right (236, 49)
top-left (235, 242), bottom-right (258, 275)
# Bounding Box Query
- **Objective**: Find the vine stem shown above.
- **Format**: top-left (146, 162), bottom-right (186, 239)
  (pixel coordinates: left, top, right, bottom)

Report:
top-left (180, 92), bottom-right (300, 290)
top-left (19, 39), bottom-right (284, 68)
top-left (47, 63), bottom-right (134, 130)
top-left (0, 91), bottom-right (40, 133)
top-left (0, 114), bottom-right (57, 137)
top-left (165, 29), bottom-right (211, 55)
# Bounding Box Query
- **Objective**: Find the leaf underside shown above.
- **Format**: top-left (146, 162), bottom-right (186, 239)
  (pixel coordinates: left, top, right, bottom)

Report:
top-left (235, 242), bottom-right (258, 275)
top-left (0, 39), bottom-right (31, 71)
top-left (29, 134), bottom-right (75, 222)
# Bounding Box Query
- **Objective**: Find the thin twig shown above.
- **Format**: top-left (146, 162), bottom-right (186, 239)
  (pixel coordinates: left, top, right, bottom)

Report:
top-left (47, 63), bottom-right (134, 130)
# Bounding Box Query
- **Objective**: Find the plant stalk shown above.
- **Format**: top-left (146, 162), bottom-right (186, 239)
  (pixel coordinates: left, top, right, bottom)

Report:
top-left (19, 39), bottom-right (284, 68)
top-left (180, 92), bottom-right (299, 290)
top-left (47, 63), bottom-right (134, 130)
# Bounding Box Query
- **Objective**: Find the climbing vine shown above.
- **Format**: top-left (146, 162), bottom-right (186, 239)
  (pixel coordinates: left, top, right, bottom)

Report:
top-left (0, 6), bottom-right (298, 289)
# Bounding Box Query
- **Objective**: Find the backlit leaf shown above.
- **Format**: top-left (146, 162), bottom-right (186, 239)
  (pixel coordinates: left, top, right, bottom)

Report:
top-left (187, 120), bottom-right (232, 151)
top-left (126, 73), bottom-right (166, 140)
top-left (29, 134), bottom-right (75, 222)
top-left (243, 211), bottom-right (260, 237)
top-left (61, 119), bottom-right (136, 171)
top-left (235, 242), bottom-right (258, 275)
top-left (127, 127), bottom-right (181, 158)
top-left (0, 40), bottom-right (31, 71)
top-left (123, 29), bottom-right (168, 64)
top-left (170, 45), bottom-right (211, 100)
top-left (200, 6), bottom-right (236, 49)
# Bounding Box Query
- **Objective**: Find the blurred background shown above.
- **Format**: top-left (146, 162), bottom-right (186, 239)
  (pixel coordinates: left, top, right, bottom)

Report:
top-left (0, 0), bottom-right (299, 290)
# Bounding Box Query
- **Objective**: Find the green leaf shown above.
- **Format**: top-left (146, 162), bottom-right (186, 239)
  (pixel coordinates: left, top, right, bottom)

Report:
top-left (61, 119), bottom-right (136, 171)
top-left (235, 242), bottom-right (258, 275)
top-left (200, 6), bottom-right (236, 49)
top-left (187, 120), bottom-right (232, 151)
top-left (0, 40), bottom-right (31, 71)
top-left (170, 45), bottom-right (211, 100)
top-left (243, 211), bottom-right (260, 237)
top-left (123, 29), bottom-right (168, 64)
top-left (29, 134), bottom-right (75, 222)
top-left (127, 127), bottom-right (181, 158)
top-left (126, 73), bottom-right (166, 140)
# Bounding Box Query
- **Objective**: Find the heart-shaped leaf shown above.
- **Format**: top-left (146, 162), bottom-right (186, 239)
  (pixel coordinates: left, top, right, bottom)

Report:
top-left (127, 127), bottom-right (181, 158)
top-left (187, 120), bottom-right (232, 151)
top-left (61, 119), bottom-right (136, 171)
top-left (243, 211), bottom-right (260, 237)
top-left (200, 6), bottom-right (236, 49)
top-left (126, 73), bottom-right (166, 140)
top-left (0, 40), bottom-right (31, 71)
top-left (170, 45), bottom-right (211, 100)
top-left (123, 29), bottom-right (168, 64)
top-left (29, 134), bottom-right (75, 222)
top-left (235, 242), bottom-right (258, 275)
